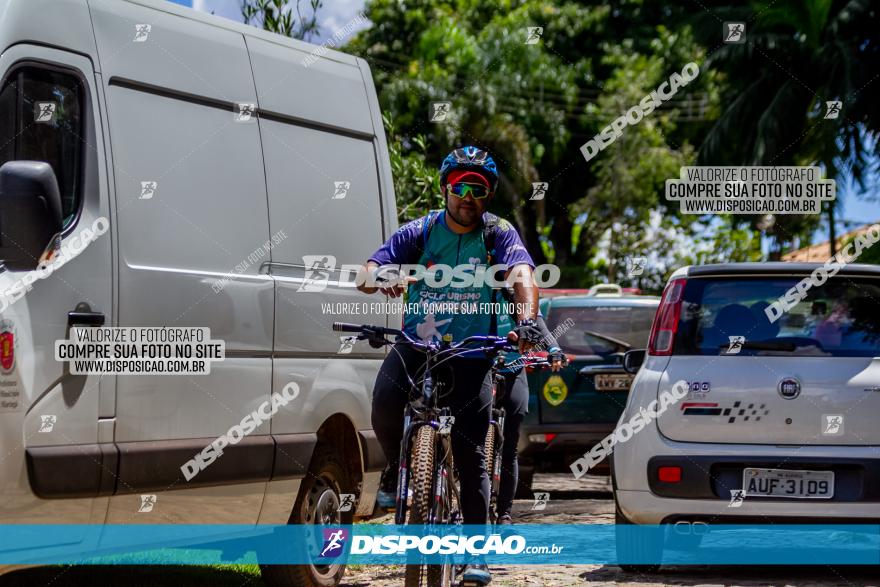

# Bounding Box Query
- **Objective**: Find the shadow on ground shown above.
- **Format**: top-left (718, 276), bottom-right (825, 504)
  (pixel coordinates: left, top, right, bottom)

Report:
top-left (0, 565), bottom-right (263, 587)
top-left (579, 564), bottom-right (880, 586)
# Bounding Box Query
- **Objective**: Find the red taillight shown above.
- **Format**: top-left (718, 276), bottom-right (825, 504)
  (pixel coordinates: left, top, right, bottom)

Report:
top-left (648, 278), bottom-right (686, 356)
top-left (545, 433), bottom-right (557, 443)
top-left (658, 466), bottom-right (682, 483)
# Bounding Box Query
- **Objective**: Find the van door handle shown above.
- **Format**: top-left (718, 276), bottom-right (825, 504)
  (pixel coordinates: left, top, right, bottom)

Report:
top-left (68, 311), bottom-right (105, 327)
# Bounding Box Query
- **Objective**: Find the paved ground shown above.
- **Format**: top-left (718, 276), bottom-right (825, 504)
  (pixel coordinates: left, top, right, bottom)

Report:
top-left (2, 473), bottom-right (877, 586)
top-left (342, 473), bottom-right (880, 587)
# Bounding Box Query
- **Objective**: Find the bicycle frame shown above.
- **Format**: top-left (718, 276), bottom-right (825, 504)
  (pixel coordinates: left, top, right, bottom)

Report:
top-left (486, 355), bottom-right (553, 522)
top-left (330, 326), bottom-right (508, 525)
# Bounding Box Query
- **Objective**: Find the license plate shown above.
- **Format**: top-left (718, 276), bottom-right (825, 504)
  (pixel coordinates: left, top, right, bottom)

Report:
top-left (742, 468), bottom-right (834, 499)
top-left (594, 373), bottom-right (633, 391)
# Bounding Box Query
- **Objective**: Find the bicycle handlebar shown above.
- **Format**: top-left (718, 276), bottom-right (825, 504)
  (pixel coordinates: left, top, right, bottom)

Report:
top-left (332, 321), bottom-right (402, 337)
top-left (331, 322), bottom-right (513, 356)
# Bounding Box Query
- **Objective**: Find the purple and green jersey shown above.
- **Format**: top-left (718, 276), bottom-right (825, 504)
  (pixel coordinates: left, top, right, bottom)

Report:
top-left (368, 210), bottom-right (534, 343)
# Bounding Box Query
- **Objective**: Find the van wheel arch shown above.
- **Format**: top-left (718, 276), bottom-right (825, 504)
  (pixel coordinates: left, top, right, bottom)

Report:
top-left (260, 442), bottom-right (356, 587)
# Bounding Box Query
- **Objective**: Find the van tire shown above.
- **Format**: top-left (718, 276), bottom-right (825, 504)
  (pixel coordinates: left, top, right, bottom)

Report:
top-left (260, 445), bottom-right (354, 587)
top-left (614, 502), bottom-right (661, 574)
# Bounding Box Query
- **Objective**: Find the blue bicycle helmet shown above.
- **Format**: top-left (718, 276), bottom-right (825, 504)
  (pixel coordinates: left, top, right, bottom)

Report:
top-left (439, 146), bottom-right (499, 191)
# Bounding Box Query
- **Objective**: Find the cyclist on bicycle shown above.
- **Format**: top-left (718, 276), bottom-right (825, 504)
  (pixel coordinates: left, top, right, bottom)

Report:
top-left (358, 146), bottom-right (543, 585)
top-left (491, 312), bottom-right (567, 525)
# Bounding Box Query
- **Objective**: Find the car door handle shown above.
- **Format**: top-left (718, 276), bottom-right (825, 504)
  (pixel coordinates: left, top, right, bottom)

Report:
top-left (68, 311), bottom-right (105, 327)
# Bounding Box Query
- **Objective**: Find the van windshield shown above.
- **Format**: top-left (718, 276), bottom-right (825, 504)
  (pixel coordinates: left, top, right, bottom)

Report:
top-left (547, 305), bottom-right (657, 355)
top-left (674, 277), bottom-right (880, 357)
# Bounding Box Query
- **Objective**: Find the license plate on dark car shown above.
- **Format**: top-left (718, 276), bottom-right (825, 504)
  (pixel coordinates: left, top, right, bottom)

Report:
top-left (595, 373), bottom-right (633, 391)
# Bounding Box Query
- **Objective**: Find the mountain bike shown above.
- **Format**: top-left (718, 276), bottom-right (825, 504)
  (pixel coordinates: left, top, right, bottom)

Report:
top-left (483, 354), bottom-right (552, 523)
top-left (332, 322), bottom-right (510, 587)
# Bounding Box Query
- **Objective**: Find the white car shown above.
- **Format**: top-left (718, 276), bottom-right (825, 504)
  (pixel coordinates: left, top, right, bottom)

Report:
top-left (612, 262), bottom-right (880, 568)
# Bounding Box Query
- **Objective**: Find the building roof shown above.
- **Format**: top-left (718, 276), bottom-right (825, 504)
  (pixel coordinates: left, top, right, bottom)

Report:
top-left (782, 222), bottom-right (880, 262)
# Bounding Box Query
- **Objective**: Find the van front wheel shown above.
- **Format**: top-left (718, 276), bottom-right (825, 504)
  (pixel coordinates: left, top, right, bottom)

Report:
top-left (261, 445), bottom-right (354, 587)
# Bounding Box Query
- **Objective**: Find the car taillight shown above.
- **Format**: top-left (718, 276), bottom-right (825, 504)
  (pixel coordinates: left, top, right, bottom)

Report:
top-left (658, 466), bottom-right (682, 483)
top-left (648, 278), bottom-right (686, 356)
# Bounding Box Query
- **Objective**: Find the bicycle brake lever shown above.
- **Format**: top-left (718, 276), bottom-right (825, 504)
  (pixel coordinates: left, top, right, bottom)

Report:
top-left (365, 332), bottom-right (386, 349)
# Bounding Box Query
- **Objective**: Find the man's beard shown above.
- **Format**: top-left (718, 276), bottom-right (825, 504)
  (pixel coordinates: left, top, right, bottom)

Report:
top-left (445, 203), bottom-right (480, 228)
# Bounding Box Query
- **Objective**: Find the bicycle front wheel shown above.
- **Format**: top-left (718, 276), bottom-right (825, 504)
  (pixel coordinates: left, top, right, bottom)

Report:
top-left (483, 424), bottom-right (497, 523)
top-left (404, 424), bottom-right (436, 587)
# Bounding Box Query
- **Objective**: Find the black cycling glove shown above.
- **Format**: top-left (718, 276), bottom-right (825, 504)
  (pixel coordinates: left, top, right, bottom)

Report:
top-left (548, 347), bottom-right (569, 367)
top-left (513, 319), bottom-right (544, 345)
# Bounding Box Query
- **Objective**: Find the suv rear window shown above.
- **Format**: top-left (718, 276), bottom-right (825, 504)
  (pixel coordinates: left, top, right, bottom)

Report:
top-left (675, 277), bottom-right (880, 357)
top-left (547, 305), bottom-right (657, 355)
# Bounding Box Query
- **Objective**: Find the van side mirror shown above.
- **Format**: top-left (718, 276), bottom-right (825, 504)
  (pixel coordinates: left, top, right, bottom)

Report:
top-left (0, 161), bottom-right (63, 271)
top-left (622, 349), bottom-right (646, 375)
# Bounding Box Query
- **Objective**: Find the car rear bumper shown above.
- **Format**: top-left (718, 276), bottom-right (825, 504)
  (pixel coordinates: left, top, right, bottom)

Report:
top-left (616, 489), bottom-right (880, 525)
top-left (612, 418), bottom-right (880, 524)
top-left (646, 454), bottom-right (880, 501)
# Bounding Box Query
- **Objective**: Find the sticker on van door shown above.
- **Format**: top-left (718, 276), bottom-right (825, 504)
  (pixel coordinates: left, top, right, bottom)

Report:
top-left (0, 319), bottom-right (14, 375)
top-left (0, 320), bottom-right (21, 412)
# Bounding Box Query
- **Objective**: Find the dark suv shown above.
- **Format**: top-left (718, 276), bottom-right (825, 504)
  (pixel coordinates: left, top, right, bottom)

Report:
top-left (510, 286), bottom-right (660, 494)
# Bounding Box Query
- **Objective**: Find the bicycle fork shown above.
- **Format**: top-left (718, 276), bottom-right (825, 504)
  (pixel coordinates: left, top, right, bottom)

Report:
top-left (395, 412), bottom-right (413, 524)
top-left (432, 407), bottom-right (453, 524)
top-left (490, 408), bottom-right (506, 489)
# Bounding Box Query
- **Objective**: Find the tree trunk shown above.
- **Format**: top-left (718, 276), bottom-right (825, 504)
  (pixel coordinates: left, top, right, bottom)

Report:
top-left (828, 202), bottom-right (837, 257)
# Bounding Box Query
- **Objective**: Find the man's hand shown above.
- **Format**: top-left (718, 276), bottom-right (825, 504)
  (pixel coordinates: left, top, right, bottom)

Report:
top-left (356, 262), bottom-right (417, 297)
top-left (548, 348), bottom-right (568, 372)
top-left (378, 275), bottom-right (417, 298)
top-left (512, 319), bottom-right (543, 354)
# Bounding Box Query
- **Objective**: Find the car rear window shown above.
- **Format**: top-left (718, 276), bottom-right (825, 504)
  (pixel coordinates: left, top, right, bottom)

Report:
top-left (674, 277), bottom-right (880, 357)
top-left (547, 305), bottom-right (657, 355)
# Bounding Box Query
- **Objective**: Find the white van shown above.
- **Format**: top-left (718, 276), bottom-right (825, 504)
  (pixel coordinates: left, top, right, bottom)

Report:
top-left (0, 0), bottom-right (397, 584)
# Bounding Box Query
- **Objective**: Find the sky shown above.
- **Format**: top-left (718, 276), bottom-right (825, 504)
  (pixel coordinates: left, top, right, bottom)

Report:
top-left (166, 0), bottom-right (878, 249)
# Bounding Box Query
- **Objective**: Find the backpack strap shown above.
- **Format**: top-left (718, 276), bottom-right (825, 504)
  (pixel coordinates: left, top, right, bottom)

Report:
top-left (481, 212), bottom-right (500, 264)
top-left (421, 210), bottom-right (440, 253)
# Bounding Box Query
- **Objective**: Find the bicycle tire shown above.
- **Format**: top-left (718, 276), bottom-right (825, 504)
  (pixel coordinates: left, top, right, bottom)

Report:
top-left (404, 424), bottom-right (435, 587)
top-left (483, 425), bottom-right (497, 523)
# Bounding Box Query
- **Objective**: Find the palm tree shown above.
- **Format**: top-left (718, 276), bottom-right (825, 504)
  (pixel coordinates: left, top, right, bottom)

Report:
top-left (692, 0), bottom-right (879, 258)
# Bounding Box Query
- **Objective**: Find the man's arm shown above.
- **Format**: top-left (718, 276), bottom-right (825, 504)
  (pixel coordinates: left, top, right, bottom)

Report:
top-left (358, 218), bottom-right (424, 297)
top-left (492, 218), bottom-right (540, 352)
top-left (506, 264), bottom-right (538, 323)
top-left (357, 261), bottom-right (409, 298)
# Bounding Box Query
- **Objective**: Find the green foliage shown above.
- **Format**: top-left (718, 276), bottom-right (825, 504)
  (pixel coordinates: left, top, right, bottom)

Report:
top-left (843, 232), bottom-right (880, 265)
top-left (241, 0), bottom-right (322, 40)
top-left (383, 113), bottom-right (442, 221)
top-left (691, 0), bottom-right (879, 257)
top-left (344, 0), bottom-right (877, 283)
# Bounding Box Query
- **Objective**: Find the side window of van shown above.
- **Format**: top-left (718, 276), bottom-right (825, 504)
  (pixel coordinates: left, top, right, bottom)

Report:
top-left (0, 66), bottom-right (84, 227)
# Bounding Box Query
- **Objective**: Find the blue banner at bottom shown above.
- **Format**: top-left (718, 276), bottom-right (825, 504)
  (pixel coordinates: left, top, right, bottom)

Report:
top-left (0, 524), bottom-right (878, 565)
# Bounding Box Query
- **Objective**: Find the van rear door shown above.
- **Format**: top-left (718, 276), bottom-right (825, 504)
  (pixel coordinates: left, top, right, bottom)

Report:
top-left (656, 272), bottom-right (880, 445)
